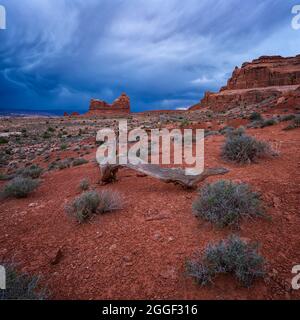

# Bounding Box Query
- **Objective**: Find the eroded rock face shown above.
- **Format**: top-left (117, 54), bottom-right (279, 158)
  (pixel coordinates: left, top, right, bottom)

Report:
top-left (87, 93), bottom-right (130, 115)
top-left (191, 55), bottom-right (300, 111)
top-left (223, 55), bottom-right (300, 90)
top-left (274, 86), bottom-right (300, 110)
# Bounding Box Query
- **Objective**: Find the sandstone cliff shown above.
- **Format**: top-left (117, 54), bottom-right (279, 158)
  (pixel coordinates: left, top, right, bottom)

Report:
top-left (87, 93), bottom-right (130, 116)
top-left (190, 55), bottom-right (300, 111)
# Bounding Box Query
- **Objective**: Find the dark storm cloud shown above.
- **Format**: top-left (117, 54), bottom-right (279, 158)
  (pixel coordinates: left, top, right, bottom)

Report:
top-left (0, 0), bottom-right (299, 113)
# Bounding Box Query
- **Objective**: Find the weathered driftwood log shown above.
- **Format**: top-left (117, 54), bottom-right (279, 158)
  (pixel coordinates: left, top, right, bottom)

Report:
top-left (99, 163), bottom-right (229, 189)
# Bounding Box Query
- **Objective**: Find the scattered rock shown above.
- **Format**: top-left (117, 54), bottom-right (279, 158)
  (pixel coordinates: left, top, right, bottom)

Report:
top-left (50, 248), bottom-right (63, 265)
top-left (109, 244), bottom-right (117, 251)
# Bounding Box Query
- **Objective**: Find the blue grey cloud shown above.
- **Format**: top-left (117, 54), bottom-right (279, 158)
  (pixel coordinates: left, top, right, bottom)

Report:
top-left (0, 0), bottom-right (299, 113)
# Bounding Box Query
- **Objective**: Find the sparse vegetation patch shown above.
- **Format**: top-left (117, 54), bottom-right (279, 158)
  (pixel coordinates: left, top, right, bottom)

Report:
top-left (79, 178), bottom-right (90, 191)
top-left (0, 263), bottom-right (47, 300)
top-left (249, 112), bottom-right (262, 121)
top-left (72, 158), bottom-right (89, 167)
top-left (192, 180), bottom-right (265, 227)
top-left (186, 235), bottom-right (265, 287)
top-left (66, 190), bottom-right (122, 223)
top-left (17, 164), bottom-right (43, 179)
top-left (222, 132), bottom-right (271, 164)
top-left (1, 177), bottom-right (39, 199)
top-left (0, 137), bottom-right (9, 144)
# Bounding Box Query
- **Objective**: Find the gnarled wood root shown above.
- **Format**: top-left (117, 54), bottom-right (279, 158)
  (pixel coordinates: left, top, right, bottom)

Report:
top-left (99, 163), bottom-right (229, 189)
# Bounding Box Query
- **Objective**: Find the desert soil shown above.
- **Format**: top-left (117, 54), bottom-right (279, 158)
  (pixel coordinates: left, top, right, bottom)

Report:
top-left (0, 120), bottom-right (299, 300)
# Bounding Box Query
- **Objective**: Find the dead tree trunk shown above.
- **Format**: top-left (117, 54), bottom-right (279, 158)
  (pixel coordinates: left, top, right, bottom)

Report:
top-left (99, 163), bottom-right (229, 189)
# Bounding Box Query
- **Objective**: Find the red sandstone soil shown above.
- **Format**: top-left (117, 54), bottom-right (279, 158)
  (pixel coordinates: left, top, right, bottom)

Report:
top-left (0, 122), bottom-right (299, 300)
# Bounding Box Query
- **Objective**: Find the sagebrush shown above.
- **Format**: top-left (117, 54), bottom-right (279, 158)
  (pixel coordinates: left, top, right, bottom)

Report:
top-left (72, 158), bottom-right (89, 167)
top-left (1, 177), bottom-right (39, 199)
top-left (79, 178), bottom-right (90, 191)
top-left (0, 264), bottom-right (47, 300)
top-left (222, 133), bottom-right (271, 163)
top-left (186, 235), bottom-right (265, 287)
top-left (249, 112), bottom-right (262, 121)
top-left (192, 180), bottom-right (265, 227)
top-left (66, 190), bottom-right (122, 223)
top-left (17, 164), bottom-right (43, 179)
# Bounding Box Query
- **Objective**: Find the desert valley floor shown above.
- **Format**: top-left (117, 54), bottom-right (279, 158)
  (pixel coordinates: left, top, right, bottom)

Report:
top-left (0, 112), bottom-right (299, 300)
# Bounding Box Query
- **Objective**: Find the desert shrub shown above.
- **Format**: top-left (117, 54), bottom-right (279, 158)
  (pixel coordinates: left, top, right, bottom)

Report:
top-left (42, 131), bottom-right (51, 139)
top-left (72, 145), bottom-right (81, 152)
top-left (280, 114), bottom-right (295, 122)
top-left (21, 129), bottom-right (28, 137)
top-left (96, 190), bottom-right (122, 214)
top-left (72, 158), bottom-right (88, 167)
top-left (58, 159), bottom-right (72, 170)
top-left (226, 127), bottom-right (245, 138)
top-left (0, 137), bottom-right (9, 144)
top-left (192, 180), bottom-right (264, 228)
top-left (294, 115), bottom-right (300, 127)
top-left (66, 191), bottom-right (100, 222)
top-left (60, 143), bottom-right (68, 151)
top-left (66, 190), bottom-right (122, 223)
top-left (79, 178), bottom-right (90, 191)
top-left (186, 235), bottom-right (265, 287)
top-left (47, 161), bottom-right (57, 171)
top-left (1, 177), bottom-right (39, 199)
top-left (247, 120), bottom-right (263, 129)
top-left (17, 164), bottom-right (43, 179)
top-left (219, 126), bottom-right (234, 135)
top-left (222, 134), bottom-right (271, 163)
top-left (249, 112), bottom-right (262, 121)
top-left (283, 125), bottom-right (295, 131)
top-left (260, 118), bottom-right (277, 128)
top-left (220, 127), bottom-right (245, 138)
top-left (204, 130), bottom-right (220, 138)
top-left (283, 115), bottom-right (300, 130)
top-left (0, 173), bottom-right (14, 181)
top-left (0, 264), bottom-right (47, 300)
top-left (48, 159), bottom-right (73, 171)
top-left (180, 119), bottom-right (190, 128)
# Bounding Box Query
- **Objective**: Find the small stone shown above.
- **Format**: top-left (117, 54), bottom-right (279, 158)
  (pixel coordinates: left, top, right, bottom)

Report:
top-left (123, 255), bottom-right (132, 263)
top-left (109, 244), bottom-right (117, 251)
top-left (28, 203), bottom-right (37, 208)
top-left (50, 248), bottom-right (63, 265)
top-left (153, 232), bottom-right (162, 241)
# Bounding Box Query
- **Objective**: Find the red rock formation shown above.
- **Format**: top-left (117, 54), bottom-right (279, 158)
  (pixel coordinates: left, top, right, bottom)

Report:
top-left (274, 86), bottom-right (300, 110)
top-left (87, 93), bottom-right (130, 116)
top-left (190, 55), bottom-right (300, 111)
top-left (223, 55), bottom-right (300, 90)
top-left (64, 111), bottom-right (80, 117)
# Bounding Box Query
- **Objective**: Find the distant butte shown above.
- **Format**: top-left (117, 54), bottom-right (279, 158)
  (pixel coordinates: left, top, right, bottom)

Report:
top-left (190, 55), bottom-right (300, 111)
top-left (63, 93), bottom-right (131, 117)
top-left (86, 93), bottom-right (131, 116)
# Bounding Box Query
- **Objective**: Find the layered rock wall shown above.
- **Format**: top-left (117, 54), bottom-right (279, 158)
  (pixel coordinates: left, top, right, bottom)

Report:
top-left (191, 55), bottom-right (300, 111)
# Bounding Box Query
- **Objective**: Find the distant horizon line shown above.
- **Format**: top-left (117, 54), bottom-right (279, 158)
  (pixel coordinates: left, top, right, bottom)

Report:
top-left (0, 107), bottom-right (190, 117)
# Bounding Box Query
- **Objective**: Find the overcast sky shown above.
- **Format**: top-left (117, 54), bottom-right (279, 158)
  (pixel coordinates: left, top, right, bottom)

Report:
top-left (0, 0), bottom-right (299, 113)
